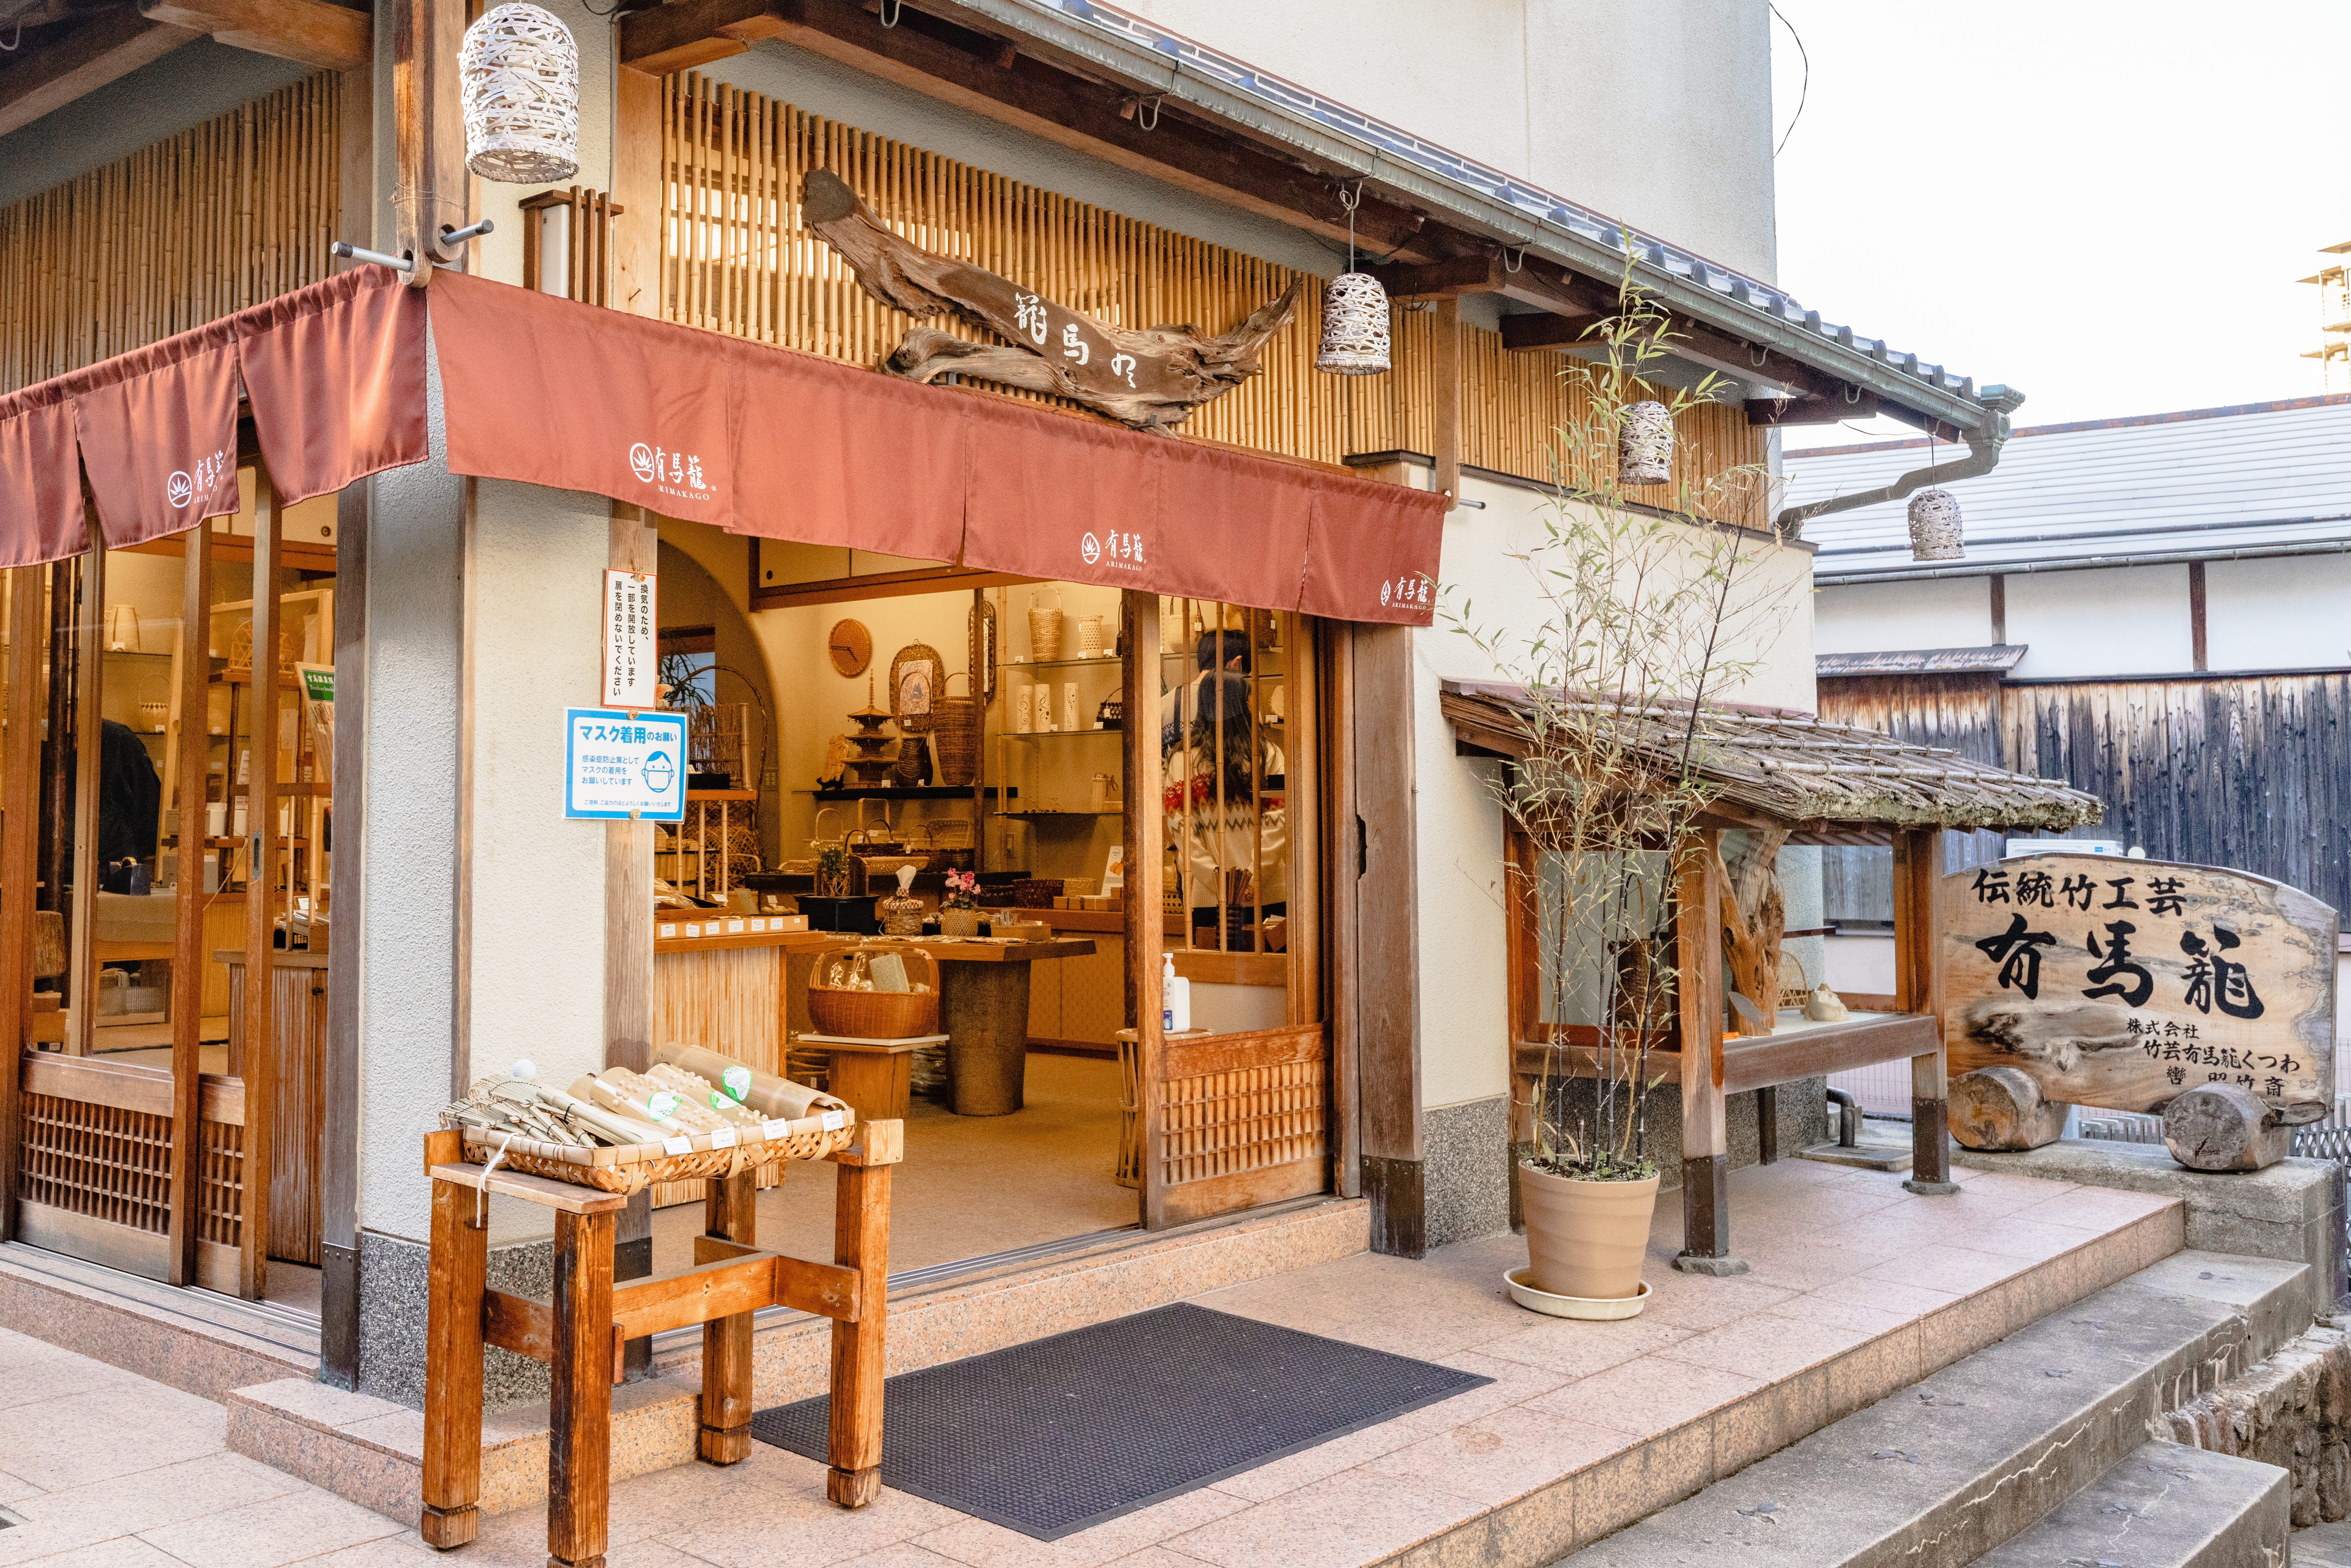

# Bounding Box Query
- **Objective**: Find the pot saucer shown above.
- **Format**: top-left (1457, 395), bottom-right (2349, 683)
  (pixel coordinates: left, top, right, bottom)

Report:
top-left (1504, 1267), bottom-right (1650, 1320)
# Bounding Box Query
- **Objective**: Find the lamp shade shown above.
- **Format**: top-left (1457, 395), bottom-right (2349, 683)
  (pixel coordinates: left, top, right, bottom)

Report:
top-left (1907, 487), bottom-right (1964, 561)
top-left (1315, 271), bottom-right (1391, 375)
top-left (1618, 400), bottom-right (1672, 486)
top-left (460, 3), bottom-right (579, 184)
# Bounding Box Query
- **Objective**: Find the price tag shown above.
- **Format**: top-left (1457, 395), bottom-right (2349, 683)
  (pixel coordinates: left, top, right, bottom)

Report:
top-left (747, 917), bottom-right (766, 933)
top-left (662, 1136), bottom-right (692, 1155)
top-left (725, 918), bottom-right (746, 934)
top-left (709, 1126), bottom-right (738, 1149)
top-left (821, 1110), bottom-right (847, 1131)
top-left (762, 1119), bottom-right (793, 1140)
top-left (682, 923), bottom-right (701, 938)
top-left (658, 923), bottom-right (677, 939)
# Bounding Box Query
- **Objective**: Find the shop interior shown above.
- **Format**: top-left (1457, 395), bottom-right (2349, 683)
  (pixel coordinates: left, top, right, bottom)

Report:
top-left (641, 525), bottom-right (1311, 1276)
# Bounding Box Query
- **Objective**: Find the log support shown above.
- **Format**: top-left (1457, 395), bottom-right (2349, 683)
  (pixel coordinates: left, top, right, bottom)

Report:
top-left (1949, 1066), bottom-right (2069, 1152)
top-left (2164, 1083), bottom-right (2293, 1172)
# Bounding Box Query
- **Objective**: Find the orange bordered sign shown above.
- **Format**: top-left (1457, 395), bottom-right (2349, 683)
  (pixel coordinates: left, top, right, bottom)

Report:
top-left (1940, 854), bottom-right (2337, 1121)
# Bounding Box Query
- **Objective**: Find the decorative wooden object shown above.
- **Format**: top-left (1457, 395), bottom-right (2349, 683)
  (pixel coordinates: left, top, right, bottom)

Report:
top-left (419, 1120), bottom-right (902, 1559)
top-left (800, 168), bottom-right (1302, 432)
top-left (1941, 853), bottom-right (2336, 1123)
top-left (1715, 829), bottom-right (1788, 1035)
top-left (459, 3), bottom-right (579, 183)
top-left (520, 187), bottom-right (623, 305)
top-left (2163, 1082), bottom-right (2294, 1172)
top-left (827, 619), bottom-right (871, 677)
top-left (968, 599), bottom-right (996, 704)
top-left (889, 641), bottom-right (942, 733)
top-left (1907, 487), bottom-right (1964, 561)
top-left (1619, 400), bottom-right (1673, 485)
top-left (1948, 1065), bottom-right (2069, 1152)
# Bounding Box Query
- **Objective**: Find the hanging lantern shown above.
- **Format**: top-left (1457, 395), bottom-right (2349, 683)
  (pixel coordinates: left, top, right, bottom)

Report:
top-left (460, 3), bottom-right (579, 184)
top-left (1618, 400), bottom-right (1672, 485)
top-left (1316, 271), bottom-right (1391, 375)
top-left (1907, 487), bottom-right (1964, 561)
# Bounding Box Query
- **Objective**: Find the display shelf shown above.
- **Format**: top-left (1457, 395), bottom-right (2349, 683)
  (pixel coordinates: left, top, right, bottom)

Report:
top-left (1002, 727), bottom-right (1122, 740)
top-left (802, 786), bottom-right (1012, 801)
top-left (998, 656), bottom-right (1125, 674)
top-left (995, 810), bottom-right (1119, 820)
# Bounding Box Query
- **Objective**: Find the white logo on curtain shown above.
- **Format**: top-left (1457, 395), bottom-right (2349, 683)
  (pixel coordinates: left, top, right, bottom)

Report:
top-left (1079, 531), bottom-right (1146, 572)
top-left (166, 472), bottom-right (194, 507)
top-left (1080, 533), bottom-right (1101, 564)
top-left (626, 441), bottom-right (712, 502)
top-left (629, 443), bottom-right (657, 482)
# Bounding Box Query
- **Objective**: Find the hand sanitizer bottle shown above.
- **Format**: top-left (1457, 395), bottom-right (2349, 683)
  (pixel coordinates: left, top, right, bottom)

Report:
top-left (1161, 951), bottom-right (1191, 1034)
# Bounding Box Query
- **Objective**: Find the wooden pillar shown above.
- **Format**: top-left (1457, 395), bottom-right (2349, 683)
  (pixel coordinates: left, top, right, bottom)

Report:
top-left (65, 521), bottom-right (102, 1057)
top-left (1432, 296), bottom-right (1462, 508)
top-left (169, 519), bottom-right (213, 1285)
top-left (1119, 590), bottom-right (1166, 1228)
top-left (611, 68), bottom-right (662, 317)
top-left (392, 0), bottom-right (471, 273)
top-left (321, 486), bottom-right (367, 1382)
top-left (1673, 829), bottom-right (1746, 1274)
top-left (419, 1152), bottom-right (485, 1548)
top-left (1352, 622), bottom-right (1423, 1255)
top-left (547, 1206), bottom-right (616, 1568)
top-left (1894, 828), bottom-right (1957, 1194)
top-left (608, 502), bottom-right (658, 1373)
top-left (826, 1153), bottom-right (891, 1508)
top-left (699, 1169), bottom-right (756, 1464)
top-left (240, 469), bottom-right (282, 1302)
top-left (0, 566), bottom-right (42, 1240)
top-left (1322, 620), bottom-right (1360, 1199)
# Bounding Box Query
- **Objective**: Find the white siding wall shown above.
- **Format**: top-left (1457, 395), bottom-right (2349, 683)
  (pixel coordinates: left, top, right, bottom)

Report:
top-left (2204, 554), bottom-right (2351, 673)
top-left (2005, 565), bottom-right (2192, 679)
top-left (1812, 577), bottom-right (1992, 655)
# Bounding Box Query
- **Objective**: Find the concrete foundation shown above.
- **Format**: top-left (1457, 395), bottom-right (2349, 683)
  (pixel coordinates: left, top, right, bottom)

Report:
top-left (1950, 1139), bottom-right (2346, 1324)
top-left (2157, 1317), bottom-right (2351, 1529)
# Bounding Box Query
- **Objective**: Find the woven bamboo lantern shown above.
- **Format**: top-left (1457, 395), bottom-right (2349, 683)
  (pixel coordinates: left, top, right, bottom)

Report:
top-left (459, 4), bottom-right (579, 184)
top-left (1316, 271), bottom-right (1391, 374)
top-left (1908, 487), bottom-right (1964, 561)
top-left (1618, 400), bottom-right (1672, 485)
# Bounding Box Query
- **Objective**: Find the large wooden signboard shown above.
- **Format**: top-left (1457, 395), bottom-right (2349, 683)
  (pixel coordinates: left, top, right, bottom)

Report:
top-left (1941, 854), bottom-right (2337, 1119)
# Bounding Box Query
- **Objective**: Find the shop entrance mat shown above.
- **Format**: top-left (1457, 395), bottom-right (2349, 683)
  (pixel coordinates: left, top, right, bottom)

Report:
top-left (748, 1301), bottom-right (1491, 1539)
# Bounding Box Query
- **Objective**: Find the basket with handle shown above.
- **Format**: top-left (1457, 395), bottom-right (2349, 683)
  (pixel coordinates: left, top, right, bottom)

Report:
top-left (1776, 949), bottom-right (1814, 1013)
top-left (932, 669), bottom-right (980, 787)
top-left (1028, 587), bottom-right (1064, 661)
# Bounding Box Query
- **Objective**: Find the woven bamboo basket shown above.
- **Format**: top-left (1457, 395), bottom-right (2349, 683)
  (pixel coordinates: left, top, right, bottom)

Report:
top-left (932, 670), bottom-right (979, 787)
top-left (1028, 588), bottom-right (1064, 661)
top-left (1776, 950), bottom-right (1813, 1013)
top-left (440, 1099), bottom-right (855, 1194)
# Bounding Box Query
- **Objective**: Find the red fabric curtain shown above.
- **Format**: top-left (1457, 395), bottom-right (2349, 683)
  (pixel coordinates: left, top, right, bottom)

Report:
top-left (0, 264), bottom-right (428, 568)
top-left (1299, 469), bottom-right (1448, 624)
top-left (236, 264), bottom-right (428, 508)
top-left (960, 397), bottom-right (1163, 588)
top-left (0, 391), bottom-right (87, 569)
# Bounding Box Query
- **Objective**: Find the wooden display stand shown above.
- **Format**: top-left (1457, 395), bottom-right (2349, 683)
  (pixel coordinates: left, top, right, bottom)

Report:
top-left (800, 1033), bottom-right (944, 1124)
top-left (417, 1121), bottom-right (903, 1565)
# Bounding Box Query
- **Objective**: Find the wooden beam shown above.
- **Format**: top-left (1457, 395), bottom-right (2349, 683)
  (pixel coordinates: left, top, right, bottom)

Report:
top-left (1673, 830), bottom-right (1740, 1269)
top-left (482, 1288), bottom-right (626, 1383)
top-left (66, 520), bottom-right (103, 1059)
top-left (0, 10), bottom-right (200, 139)
top-left (240, 467), bottom-right (281, 1303)
top-left (548, 1208), bottom-right (615, 1568)
top-left (1431, 295), bottom-right (1461, 505)
top-left (1746, 390), bottom-right (1879, 426)
top-left (612, 69), bottom-right (663, 317)
top-left (620, 0), bottom-right (1437, 262)
top-left (169, 513), bottom-right (213, 1286)
top-left (137, 0), bottom-right (369, 70)
top-left (393, 0), bottom-right (471, 271)
top-left (1893, 827), bottom-right (1956, 1193)
top-left (0, 567), bottom-right (40, 1241)
top-left (1500, 313), bottom-right (1595, 353)
top-left (1120, 589), bottom-right (1166, 1228)
top-left (1377, 252), bottom-right (1605, 322)
top-left (420, 1165), bottom-right (486, 1550)
top-left (2189, 561), bottom-right (2208, 672)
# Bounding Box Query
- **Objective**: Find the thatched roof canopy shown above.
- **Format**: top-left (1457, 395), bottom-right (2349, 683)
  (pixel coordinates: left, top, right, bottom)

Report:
top-left (1440, 680), bottom-right (2103, 842)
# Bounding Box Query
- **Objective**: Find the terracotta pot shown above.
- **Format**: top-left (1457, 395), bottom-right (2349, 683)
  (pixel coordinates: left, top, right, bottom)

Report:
top-left (1519, 1163), bottom-right (1660, 1302)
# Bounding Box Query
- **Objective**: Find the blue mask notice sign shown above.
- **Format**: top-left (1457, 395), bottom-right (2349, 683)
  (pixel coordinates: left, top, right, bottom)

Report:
top-left (564, 707), bottom-right (688, 821)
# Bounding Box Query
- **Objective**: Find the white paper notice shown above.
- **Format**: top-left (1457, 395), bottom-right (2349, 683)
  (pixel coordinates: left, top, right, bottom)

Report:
top-left (762, 1120), bottom-right (793, 1140)
top-left (662, 1136), bottom-right (692, 1155)
top-left (709, 1127), bottom-right (738, 1148)
top-left (821, 1110), bottom-right (847, 1131)
top-left (603, 569), bottom-right (658, 708)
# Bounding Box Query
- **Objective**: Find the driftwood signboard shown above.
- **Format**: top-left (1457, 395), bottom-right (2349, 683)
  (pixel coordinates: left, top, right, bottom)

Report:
top-left (801, 169), bottom-right (1301, 432)
top-left (1941, 854), bottom-right (2337, 1119)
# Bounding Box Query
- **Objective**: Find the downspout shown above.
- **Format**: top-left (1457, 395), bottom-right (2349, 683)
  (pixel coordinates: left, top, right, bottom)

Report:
top-left (1775, 387), bottom-right (2027, 537)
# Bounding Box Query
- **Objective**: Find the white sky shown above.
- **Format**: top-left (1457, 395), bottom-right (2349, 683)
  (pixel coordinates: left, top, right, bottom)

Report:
top-left (1766, 1), bottom-right (2343, 449)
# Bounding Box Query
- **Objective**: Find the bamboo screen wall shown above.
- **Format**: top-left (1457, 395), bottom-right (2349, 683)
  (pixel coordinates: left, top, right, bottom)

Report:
top-left (0, 73), bottom-right (341, 393)
top-left (661, 74), bottom-right (1767, 518)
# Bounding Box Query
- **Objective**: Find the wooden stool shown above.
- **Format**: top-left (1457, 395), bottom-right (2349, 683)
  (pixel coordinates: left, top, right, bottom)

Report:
top-left (417, 1119), bottom-right (903, 1566)
top-left (799, 1032), bottom-right (944, 1125)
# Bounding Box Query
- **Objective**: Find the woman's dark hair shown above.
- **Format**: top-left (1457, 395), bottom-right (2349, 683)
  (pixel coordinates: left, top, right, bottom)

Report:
top-left (1163, 669), bottom-right (1258, 799)
top-left (1195, 629), bottom-right (1251, 674)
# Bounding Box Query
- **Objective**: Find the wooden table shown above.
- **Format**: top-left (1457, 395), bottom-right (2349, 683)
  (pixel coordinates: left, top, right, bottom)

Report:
top-left (892, 938), bottom-right (1096, 1116)
top-left (801, 1032), bottom-right (944, 1123)
top-left (418, 1119), bottom-right (903, 1565)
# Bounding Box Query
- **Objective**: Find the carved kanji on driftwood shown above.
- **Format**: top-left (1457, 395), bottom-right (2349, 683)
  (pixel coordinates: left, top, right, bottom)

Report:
top-left (801, 168), bottom-right (1302, 432)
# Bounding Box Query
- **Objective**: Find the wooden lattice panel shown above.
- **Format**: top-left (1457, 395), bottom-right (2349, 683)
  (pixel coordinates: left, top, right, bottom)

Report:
top-left (0, 73), bottom-right (341, 392)
top-left (200, 1117), bottom-right (244, 1250)
top-left (658, 74), bottom-right (1766, 523)
top-left (1158, 1056), bottom-right (1326, 1185)
top-left (20, 1091), bottom-right (172, 1234)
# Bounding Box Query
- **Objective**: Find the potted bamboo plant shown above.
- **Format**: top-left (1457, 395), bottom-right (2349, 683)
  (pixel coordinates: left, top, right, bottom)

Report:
top-left (1444, 245), bottom-right (1791, 1318)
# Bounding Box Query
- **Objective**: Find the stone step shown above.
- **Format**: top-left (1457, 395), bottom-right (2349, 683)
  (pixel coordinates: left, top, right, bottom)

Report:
top-left (2295, 1519), bottom-right (2351, 1566)
top-left (1552, 1250), bottom-right (2309, 1568)
top-left (1969, 1440), bottom-right (2287, 1568)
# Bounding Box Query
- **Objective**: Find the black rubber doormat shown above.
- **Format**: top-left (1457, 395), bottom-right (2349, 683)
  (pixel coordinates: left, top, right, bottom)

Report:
top-left (749, 1301), bottom-right (1491, 1540)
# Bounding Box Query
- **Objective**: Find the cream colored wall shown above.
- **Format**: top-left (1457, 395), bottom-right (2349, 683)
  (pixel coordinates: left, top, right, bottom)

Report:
top-left (1119, 0), bottom-right (1777, 280)
top-left (1412, 470), bottom-right (1815, 1113)
top-left (472, 0), bottom-right (616, 292)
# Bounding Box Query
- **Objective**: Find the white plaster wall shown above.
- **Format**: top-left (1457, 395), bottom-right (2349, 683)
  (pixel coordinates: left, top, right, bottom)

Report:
top-left (2005, 564), bottom-right (2192, 679)
top-left (473, 0), bottom-right (617, 291)
top-left (1120, 0), bottom-right (1775, 280)
top-left (1812, 578), bottom-right (1992, 656)
top-left (1413, 472), bottom-right (1813, 1113)
top-left (2204, 554), bottom-right (2351, 673)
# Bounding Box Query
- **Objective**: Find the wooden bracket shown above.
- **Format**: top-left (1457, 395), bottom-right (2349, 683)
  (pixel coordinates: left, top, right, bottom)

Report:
top-left (827, 1119), bottom-right (905, 1168)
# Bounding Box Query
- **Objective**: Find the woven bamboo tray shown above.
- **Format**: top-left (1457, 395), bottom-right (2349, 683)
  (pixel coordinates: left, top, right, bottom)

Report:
top-left (442, 1106), bottom-right (858, 1194)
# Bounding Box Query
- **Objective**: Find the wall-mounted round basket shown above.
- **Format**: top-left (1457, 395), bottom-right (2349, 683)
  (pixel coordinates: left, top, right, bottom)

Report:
top-left (889, 641), bottom-right (943, 733)
top-left (459, 3), bottom-right (580, 184)
top-left (1908, 487), bottom-right (1964, 561)
top-left (1618, 401), bottom-right (1673, 486)
top-left (1316, 271), bottom-right (1391, 375)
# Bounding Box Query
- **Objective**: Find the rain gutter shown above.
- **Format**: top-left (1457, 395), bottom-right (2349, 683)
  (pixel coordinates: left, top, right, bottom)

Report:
top-left (1815, 537), bottom-right (2351, 586)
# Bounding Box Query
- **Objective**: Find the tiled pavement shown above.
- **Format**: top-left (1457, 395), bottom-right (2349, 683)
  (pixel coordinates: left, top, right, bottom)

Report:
top-left (0, 1158), bottom-right (2180, 1568)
